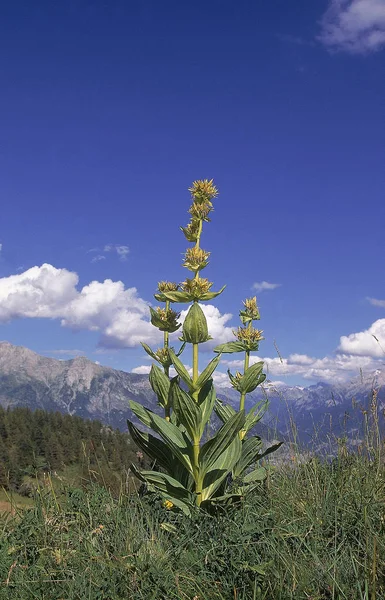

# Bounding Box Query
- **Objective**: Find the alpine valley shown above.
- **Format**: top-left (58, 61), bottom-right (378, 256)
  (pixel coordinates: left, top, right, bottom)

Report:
top-left (0, 341), bottom-right (384, 450)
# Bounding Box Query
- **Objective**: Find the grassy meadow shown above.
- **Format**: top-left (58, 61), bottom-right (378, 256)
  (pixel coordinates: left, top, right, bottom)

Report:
top-left (1, 439), bottom-right (384, 600)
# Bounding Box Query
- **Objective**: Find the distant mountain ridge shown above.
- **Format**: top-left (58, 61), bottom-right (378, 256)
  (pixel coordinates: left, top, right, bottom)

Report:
top-left (0, 341), bottom-right (384, 445)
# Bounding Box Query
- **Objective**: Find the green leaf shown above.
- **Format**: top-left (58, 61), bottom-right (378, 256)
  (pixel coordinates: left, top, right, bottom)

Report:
top-left (200, 285), bottom-right (226, 301)
top-left (233, 436), bottom-right (263, 479)
top-left (169, 378), bottom-right (200, 440)
top-left (244, 399), bottom-right (268, 434)
top-left (214, 400), bottom-right (236, 423)
top-left (162, 291), bottom-right (193, 303)
top-left (169, 348), bottom-right (193, 388)
top-left (200, 410), bottom-right (245, 474)
top-left (197, 382), bottom-right (216, 436)
top-left (213, 341), bottom-right (245, 354)
top-left (238, 362), bottom-right (265, 394)
top-left (141, 342), bottom-right (157, 361)
top-left (243, 466), bottom-right (267, 484)
top-left (175, 342), bottom-right (186, 357)
top-left (149, 364), bottom-right (170, 408)
top-left (127, 421), bottom-right (192, 488)
top-left (128, 422), bottom-right (192, 488)
top-left (129, 400), bottom-right (194, 474)
top-left (195, 354), bottom-right (221, 390)
top-left (129, 399), bottom-right (154, 428)
top-left (130, 466), bottom-right (194, 515)
top-left (256, 441), bottom-right (283, 461)
top-left (201, 436), bottom-right (242, 501)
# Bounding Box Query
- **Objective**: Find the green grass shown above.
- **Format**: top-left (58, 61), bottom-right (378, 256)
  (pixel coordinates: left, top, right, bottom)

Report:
top-left (1, 450), bottom-right (384, 599)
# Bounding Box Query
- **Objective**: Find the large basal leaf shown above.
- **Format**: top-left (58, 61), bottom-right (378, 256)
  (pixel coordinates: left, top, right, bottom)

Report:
top-left (130, 465), bottom-right (194, 515)
top-left (127, 421), bottom-right (192, 488)
top-left (195, 354), bottom-right (221, 391)
top-left (213, 341), bottom-right (245, 354)
top-left (200, 436), bottom-right (242, 501)
top-left (149, 364), bottom-right (170, 408)
top-left (214, 399), bottom-right (236, 423)
top-left (129, 400), bottom-right (194, 474)
top-left (238, 362), bottom-right (265, 394)
top-left (232, 435), bottom-right (263, 479)
top-left (169, 378), bottom-right (200, 440)
top-left (127, 420), bottom-right (174, 472)
top-left (169, 348), bottom-right (193, 389)
top-left (199, 410), bottom-right (245, 474)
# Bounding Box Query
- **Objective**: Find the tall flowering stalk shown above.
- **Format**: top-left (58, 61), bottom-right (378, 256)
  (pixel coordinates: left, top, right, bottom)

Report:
top-left (127, 180), bottom-right (281, 514)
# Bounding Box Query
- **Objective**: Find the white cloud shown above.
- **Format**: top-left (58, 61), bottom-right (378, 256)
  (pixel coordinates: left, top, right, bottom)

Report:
top-left (132, 365), bottom-right (152, 375)
top-left (318, 0), bottom-right (385, 54)
top-left (0, 264), bottom-right (237, 351)
top-left (0, 264), bottom-right (159, 348)
top-left (252, 281), bottom-right (281, 293)
top-left (115, 245), bottom-right (130, 261)
top-left (338, 318), bottom-right (385, 357)
top-left (104, 244), bottom-right (130, 261)
top-left (0, 243), bottom-right (2, 253)
top-left (223, 352), bottom-right (379, 384)
top-left (89, 244), bottom-right (130, 263)
top-left (91, 255), bottom-right (106, 263)
top-left (367, 297), bottom-right (385, 308)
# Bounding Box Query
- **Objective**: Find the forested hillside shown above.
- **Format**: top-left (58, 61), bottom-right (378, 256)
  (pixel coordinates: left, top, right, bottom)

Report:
top-left (0, 407), bottom-right (142, 494)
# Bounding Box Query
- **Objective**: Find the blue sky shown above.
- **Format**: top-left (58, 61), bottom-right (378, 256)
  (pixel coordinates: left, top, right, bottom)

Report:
top-left (0, 0), bottom-right (384, 386)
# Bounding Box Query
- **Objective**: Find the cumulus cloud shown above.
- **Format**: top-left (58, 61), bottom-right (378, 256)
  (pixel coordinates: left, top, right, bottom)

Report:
top-left (132, 365), bottom-right (152, 375)
top-left (338, 318), bottom-right (385, 357)
top-left (0, 264), bottom-right (158, 348)
top-left (252, 281), bottom-right (281, 293)
top-left (223, 352), bottom-right (379, 384)
top-left (0, 264), bottom-right (236, 351)
top-left (318, 0), bottom-right (385, 54)
top-left (367, 297), bottom-right (385, 308)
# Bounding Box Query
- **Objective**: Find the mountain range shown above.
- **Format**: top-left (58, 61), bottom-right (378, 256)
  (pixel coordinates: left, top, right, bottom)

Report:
top-left (1, 341), bottom-right (384, 448)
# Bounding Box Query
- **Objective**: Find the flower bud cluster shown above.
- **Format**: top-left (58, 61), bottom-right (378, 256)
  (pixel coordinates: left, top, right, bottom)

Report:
top-left (180, 277), bottom-right (213, 298)
top-left (183, 247), bottom-right (210, 272)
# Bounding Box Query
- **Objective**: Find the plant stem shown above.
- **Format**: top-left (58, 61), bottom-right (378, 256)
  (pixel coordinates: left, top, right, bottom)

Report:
top-left (164, 299), bottom-right (170, 421)
top-left (164, 301), bottom-right (170, 378)
top-left (192, 318), bottom-right (202, 506)
top-left (239, 350), bottom-right (250, 412)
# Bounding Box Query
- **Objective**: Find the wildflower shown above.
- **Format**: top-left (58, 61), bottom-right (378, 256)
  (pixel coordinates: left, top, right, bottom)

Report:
top-left (183, 247), bottom-right (210, 271)
top-left (188, 200), bottom-right (212, 221)
top-left (241, 296), bottom-right (260, 320)
top-left (150, 307), bottom-right (181, 332)
top-left (157, 281), bottom-right (179, 293)
top-left (180, 277), bottom-right (213, 298)
top-left (163, 499), bottom-right (174, 510)
top-left (181, 218), bottom-right (201, 242)
top-left (154, 347), bottom-right (170, 365)
top-left (188, 179), bottom-right (218, 202)
top-left (229, 371), bottom-right (243, 390)
top-left (234, 326), bottom-right (264, 344)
